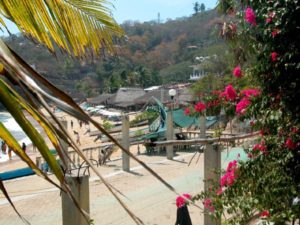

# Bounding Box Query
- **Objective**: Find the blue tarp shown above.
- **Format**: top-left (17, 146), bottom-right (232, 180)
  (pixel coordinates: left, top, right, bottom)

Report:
top-left (0, 167), bottom-right (35, 181)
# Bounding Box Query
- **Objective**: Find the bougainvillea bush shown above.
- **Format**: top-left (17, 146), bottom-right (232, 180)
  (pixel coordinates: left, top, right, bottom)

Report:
top-left (183, 0), bottom-right (300, 224)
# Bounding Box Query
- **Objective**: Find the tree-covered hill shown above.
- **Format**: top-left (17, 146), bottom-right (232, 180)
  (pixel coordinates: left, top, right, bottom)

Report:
top-left (3, 8), bottom-right (233, 98)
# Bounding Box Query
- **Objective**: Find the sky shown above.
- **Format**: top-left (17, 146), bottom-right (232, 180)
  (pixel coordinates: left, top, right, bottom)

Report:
top-left (0, 0), bottom-right (217, 36)
top-left (111, 0), bottom-right (217, 23)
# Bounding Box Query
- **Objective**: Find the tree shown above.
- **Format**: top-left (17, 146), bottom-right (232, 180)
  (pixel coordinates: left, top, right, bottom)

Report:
top-left (0, 1), bottom-right (174, 224)
top-left (200, 3), bottom-right (205, 12)
top-left (193, 2), bottom-right (199, 15)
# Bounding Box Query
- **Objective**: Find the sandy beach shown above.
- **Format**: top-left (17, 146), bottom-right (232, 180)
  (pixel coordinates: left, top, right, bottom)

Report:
top-left (0, 152), bottom-right (205, 225)
top-left (0, 111), bottom-right (207, 225)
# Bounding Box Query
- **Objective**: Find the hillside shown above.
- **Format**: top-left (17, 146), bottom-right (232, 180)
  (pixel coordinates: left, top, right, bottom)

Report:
top-left (3, 9), bottom-right (231, 99)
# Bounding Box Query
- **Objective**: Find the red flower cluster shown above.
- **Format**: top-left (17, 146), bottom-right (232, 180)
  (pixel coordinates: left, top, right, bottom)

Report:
top-left (206, 99), bottom-right (219, 108)
top-left (285, 138), bottom-right (298, 150)
top-left (241, 89), bottom-right (260, 98)
top-left (252, 142), bottom-right (268, 155)
top-left (184, 107), bottom-right (190, 115)
top-left (236, 88), bottom-right (261, 114)
top-left (233, 65), bottom-right (242, 78)
top-left (271, 29), bottom-right (280, 37)
top-left (236, 98), bottom-right (250, 114)
top-left (221, 85), bottom-right (237, 101)
top-left (260, 210), bottom-right (270, 218)
top-left (194, 102), bottom-right (206, 112)
top-left (176, 193), bottom-right (191, 208)
top-left (271, 52), bottom-right (278, 62)
top-left (220, 160), bottom-right (238, 187)
top-left (203, 198), bottom-right (215, 212)
top-left (245, 7), bottom-right (257, 26)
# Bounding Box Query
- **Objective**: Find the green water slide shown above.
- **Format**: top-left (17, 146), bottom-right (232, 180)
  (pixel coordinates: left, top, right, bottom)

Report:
top-left (140, 97), bottom-right (218, 141)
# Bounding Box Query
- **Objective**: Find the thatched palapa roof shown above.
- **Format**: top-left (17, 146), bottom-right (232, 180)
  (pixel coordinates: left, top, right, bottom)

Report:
top-left (87, 93), bottom-right (114, 105)
top-left (108, 87), bottom-right (146, 108)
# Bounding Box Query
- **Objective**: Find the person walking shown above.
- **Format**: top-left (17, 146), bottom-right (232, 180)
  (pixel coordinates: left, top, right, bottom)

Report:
top-left (74, 131), bottom-right (81, 145)
top-left (8, 147), bottom-right (12, 160)
top-left (1, 141), bottom-right (7, 154)
top-left (22, 142), bottom-right (27, 152)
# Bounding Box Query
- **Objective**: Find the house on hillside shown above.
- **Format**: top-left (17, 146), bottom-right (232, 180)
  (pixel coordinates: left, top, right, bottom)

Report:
top-left (189, 55), bottom-right (217, 81)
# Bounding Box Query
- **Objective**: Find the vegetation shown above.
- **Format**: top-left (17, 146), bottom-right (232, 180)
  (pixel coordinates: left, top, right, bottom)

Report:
top-left (2, 8), bottom-right (232, 97)
top-left (185, 0), bottom-right (300, 224)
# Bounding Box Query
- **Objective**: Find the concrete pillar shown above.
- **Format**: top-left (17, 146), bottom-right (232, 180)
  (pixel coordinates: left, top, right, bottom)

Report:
top-left (200, 115), bottom-right (206, 138)
top-left (61, 120), bottom-right (70, 170)
top-left (166, 110), bottom-right (174, 160)
top-left (204, 144), bottom-right (221, 225)
top-left (122, 115), bottom-right (130, 171)
top-left (62, 175), bottom-right (90, 225)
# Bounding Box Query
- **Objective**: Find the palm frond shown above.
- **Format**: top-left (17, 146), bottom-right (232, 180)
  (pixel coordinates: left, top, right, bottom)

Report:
top-left (0, 0), bottom-right (124, 57)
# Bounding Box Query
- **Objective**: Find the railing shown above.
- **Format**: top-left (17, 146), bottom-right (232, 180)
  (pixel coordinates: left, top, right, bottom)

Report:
top-left (154, 131), bottom-right (259, 147)
top-left (36, 144), bottom-right (116, 173)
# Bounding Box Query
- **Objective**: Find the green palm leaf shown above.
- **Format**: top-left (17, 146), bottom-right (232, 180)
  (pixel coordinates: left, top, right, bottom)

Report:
top-left (0, 0), bottom-right (124, 57)
top-left (0, 79), bottom-right (65, 182)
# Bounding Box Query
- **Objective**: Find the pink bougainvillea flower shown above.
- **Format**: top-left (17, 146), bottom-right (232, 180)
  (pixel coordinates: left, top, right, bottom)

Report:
top-left (291, 127), bottom-right (299, 134)
top-left (182, 193), bottom-right (191, 200)
top-left (250, 121), bottom-right (255, 126)
top-left (203, 198), bottom-right (212, 209)
top-left (271, 52), bottom-right (278, 62)
top-left (216, 187), bottom-right (223, 195)
top-left (266, 17), bottom-right (272, 23)
top-left (226, 171), bottom-right (236, 186)
top-left (241, 89), bottom-right (260, 98)
top-left (194, 102), bottom-right (206, 112)
top-left (220, 160), bottom-right (239, 187)
top-left (260, 210), bottom-right (270, 218)
top-left (271, 29), bottom-right (280, 37)
top-left (184, 107), bottom-right (190, 115)
top-left (285, 138), bottom-right (297, 150)
top-left (236, 98), bottom-right (251, 114)
top-left (245, 7), bottom-right (257, 26)
top-left (233, 65), bottom-right (242, 78)
top-left (226, 160), bottom-right (237, 172)
top-left (253, 143), bottom-right (267, 154)
top-left (176, 193), bottom-right (191, 208)
top-left (224, 84), bottom-right (237, 101)
top-left (176, 196), bottom-right (185, 208)
top-left (248, 153), bottom-right (253, 158)
top-left (220, 174), bottom-right (227, 187)
top-left (220, 170), bottom-right (237, 187)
